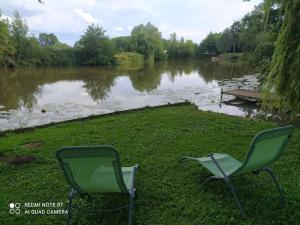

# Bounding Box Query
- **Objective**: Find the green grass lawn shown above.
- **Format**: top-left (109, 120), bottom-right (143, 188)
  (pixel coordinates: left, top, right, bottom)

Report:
top-left (0, 104), bottom-right (299, 225)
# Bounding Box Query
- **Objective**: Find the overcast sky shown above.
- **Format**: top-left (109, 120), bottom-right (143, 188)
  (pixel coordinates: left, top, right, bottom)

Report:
top-left (0, 0), bottom-right (262, 46)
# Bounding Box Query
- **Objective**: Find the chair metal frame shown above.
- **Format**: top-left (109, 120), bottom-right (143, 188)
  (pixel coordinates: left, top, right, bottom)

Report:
top-left (56, 145), bottom-right (139, 225)
top-left (66, 165), bottom-right (138, 225)
top-left (180, 125), bottom-right (294, 217)
top-left (202, 154), bottom-right (285, 217)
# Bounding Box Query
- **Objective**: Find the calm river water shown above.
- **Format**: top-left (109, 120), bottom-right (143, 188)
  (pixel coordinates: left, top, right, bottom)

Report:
top-left (0, 60), bottom-right (260, 131)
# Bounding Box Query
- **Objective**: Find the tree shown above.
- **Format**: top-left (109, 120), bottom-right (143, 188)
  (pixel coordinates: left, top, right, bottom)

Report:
top-left (167, 32), bottom-right (179, 58)
top-left (10, 11), bottom-right (29, 65)
top-left (130, 22), bottom-right (164, 62)
top-left (10, 11), bottom-right (28, 39)
top-left (166, 33), bottom-right (197, 59)
top-left (239, 5), bottom-right (265, 52)
top-left (112, 36), bottom-right (132, 52)
top-left (8, 12), bottom-right (44, 66)
top-left (216, 28), bottom-right (233, 53)
top-left (198, 32), bottom-right (221, 54)
top-left (263, 0), bottom-right (300, 113)
top-left (75, 24), bottom-right (114, 65)
top-left (230, 21), bottom-right (242, 53)
top-left (98, 38), bottom-right (115, 65)
top-left (184, 40), bottom-right (197, 58)
top-left (0, 12), bottom-right (15, 67)
top-left (38, 33), bottom-right (59, 47)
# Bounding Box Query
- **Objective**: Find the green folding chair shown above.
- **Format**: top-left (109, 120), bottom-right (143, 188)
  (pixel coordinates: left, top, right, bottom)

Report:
top-left (56, 145), bottom-right (139, 225)
top-left (180, 125), bottom-right (295, 217)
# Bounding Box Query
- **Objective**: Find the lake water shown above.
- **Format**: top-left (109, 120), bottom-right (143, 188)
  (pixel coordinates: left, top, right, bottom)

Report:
top-left (0, 60), bottom-right (260, 131)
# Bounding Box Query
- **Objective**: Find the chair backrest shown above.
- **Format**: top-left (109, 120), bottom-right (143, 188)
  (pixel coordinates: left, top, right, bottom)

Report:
top-left (233, 125), bottom-right (295, 175)
top-left (56, 145), bottom-right (128, 194)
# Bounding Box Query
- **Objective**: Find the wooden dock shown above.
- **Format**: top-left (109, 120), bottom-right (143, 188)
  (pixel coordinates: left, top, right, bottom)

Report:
top-left (221, 89), bottom-right (261, 101)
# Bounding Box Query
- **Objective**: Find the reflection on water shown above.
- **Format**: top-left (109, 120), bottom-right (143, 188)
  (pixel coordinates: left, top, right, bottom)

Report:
top-left (0, 60), bottom-right (258, 131)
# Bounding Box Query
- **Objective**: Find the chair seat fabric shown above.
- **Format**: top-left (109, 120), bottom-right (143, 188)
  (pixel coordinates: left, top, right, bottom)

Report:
top-left (122, 166), bottom-right (136, 190)
top-left (56, 146), bottom-right (138, 194)
top-left (197, 153), bottom-right (242, 177)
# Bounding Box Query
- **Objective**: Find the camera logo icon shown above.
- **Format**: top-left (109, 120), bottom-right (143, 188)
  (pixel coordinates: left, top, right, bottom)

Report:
top-left (9, 203), bottom-right (21, 215)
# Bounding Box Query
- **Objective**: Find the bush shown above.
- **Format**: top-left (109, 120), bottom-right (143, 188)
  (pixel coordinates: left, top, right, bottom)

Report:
top-left (114, 52), bottom-right (144, 67)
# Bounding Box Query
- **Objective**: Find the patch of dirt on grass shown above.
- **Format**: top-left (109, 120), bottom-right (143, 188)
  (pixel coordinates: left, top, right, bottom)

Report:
top-left (22, 142), bottom-right (43, 149)
top-left (8, 155), bottom-right (36, 166)
top-left (0, 155), bottom-right (36, 166)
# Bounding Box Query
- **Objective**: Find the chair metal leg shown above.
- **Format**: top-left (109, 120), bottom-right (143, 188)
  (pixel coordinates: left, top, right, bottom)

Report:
top-left (179, 156), bottom-right (198, 162)
top-left (260, 167), bottom-right (285, 207)
top-left (223, 177), bottom-right (247, 217)
top-left (207, 154), bottom-right (247, 217)
top-left (66, 189), bottom-right (76, 225)
top-left (65, 186), bottom-right (137, 225)
top-left (201, 176), bottom-right (217, 186)
top-left (128, 165), bottom-right (138, 225)
top-left (128, 191), bottom-right (135, 225)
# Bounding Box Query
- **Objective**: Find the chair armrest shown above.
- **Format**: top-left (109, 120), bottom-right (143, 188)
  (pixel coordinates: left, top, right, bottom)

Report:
top-left (133, 164), bottom-right (140, 169)
top-left (179, 156), bottom-right (198, 162)
top-left (208, 153), bottom-right (228, 178)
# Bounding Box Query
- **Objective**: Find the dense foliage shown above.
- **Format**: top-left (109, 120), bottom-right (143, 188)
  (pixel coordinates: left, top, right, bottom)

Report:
top-left (199, 0), bottom-right (298, 113)
top-left (0, 11), bottom-right (76, 67)
top-left (0, 12), bottom-right (14, 67)
top-left (262, 0), bottom-right (300, 113)
top-left (197, 4), bottom-right (273, 62)
top-left (196, 1), bottom-right (300, 114)
top-left (196, 3), bottom-right (287, 68)
top-left (74, 25), bottom-right (114, 66)
top-left (114, 52), bottom-right (144, 68)
top-left (130, 22), bottom-right (165, 63)
top-left (166, 33), bottom-right (198, 59)
top-left (198, 32), bottom-right (222, 55)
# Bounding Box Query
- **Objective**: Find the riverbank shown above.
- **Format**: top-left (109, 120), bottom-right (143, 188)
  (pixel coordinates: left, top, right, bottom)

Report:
top-left (0, 104), bottom-right (299, 225)
top-left (211, 53), bottom-right (250, 66)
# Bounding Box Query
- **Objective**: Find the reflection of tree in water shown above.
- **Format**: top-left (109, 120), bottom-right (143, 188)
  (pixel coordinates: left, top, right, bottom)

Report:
top-left (163, 60), bottom-right (197, 82)
top-left (0, 67), bottom-right (119, 110)
top-left (160, 60), bottom-right (254, 83)
top-left (197, 61), bottom-right (254, 82)
top-left (127, 60), bottom-right (198, 92)
top-left (0, 69), bottom-right (40, 110)
top-left (165, 60), bottom-right (196, 77)
top-left (128, 65), bottom-right (164, 92)
top-left (82, 68), bottom-right (116, 101)
top-left (127, 60), bottom-right (255, 92)
top-left (0, 60), bottom-right (255, 111)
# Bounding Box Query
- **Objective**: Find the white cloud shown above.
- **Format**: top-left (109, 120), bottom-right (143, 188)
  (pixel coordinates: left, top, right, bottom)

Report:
top-left (1, 15), bottom-right (13, 22)
top-left (114, 26), bottom-right (123, 31)
top-left (73, 8), bottom-right (99, 24)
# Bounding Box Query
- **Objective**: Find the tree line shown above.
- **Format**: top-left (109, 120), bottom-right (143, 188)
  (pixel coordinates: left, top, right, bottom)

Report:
top-left (198, 1), bottom-right (300, 114)
top-left (197, 3), bottom-right (281, 66)
top-left (0, 5), bottom-right (278, 69)
top-left (0, 4), bottom-right (282, 69)
top-left (0, 11), bottom-right (203, 68)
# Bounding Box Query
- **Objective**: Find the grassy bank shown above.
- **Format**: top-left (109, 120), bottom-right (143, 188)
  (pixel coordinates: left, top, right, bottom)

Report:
top-left (0, 104), bottom-right (299, 225)
top-left (213, 53), bottom-right (249, 66)
top-left (114, 52), bottom-right (144, 69)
